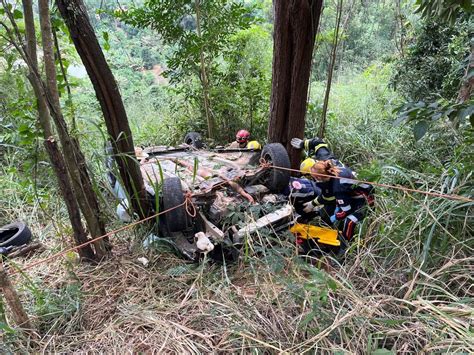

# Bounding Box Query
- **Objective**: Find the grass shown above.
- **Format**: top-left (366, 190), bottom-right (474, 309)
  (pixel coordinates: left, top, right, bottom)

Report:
top-left (1, 64), bottom-right (473, 353)
top-left (1, 185), bottom-right (473, 353)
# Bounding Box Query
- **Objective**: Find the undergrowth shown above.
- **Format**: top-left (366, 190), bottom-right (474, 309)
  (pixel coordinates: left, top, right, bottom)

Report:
top-left (1, 66), bottom-right (473, 353)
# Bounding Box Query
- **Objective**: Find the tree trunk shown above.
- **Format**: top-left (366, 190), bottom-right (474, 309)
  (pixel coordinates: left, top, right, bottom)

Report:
top-left (56, 0), bottom-right (152, 219)
top-left (268, 0), bottom-right (323, 170)
top-left (195, 0), bottom-right (214, 139)
top-left (44, 138), bottom-right (95, 260)
top-left (39, 0), bottom-right (108, 258)
top-left (22, 0), bottom-right (52, 138)
top-left (22, 0), bottom-right (95, 260)
top-left (319, 0), bottom-right (343, 138)
top-left (457, 44), bottom-right (473, 104)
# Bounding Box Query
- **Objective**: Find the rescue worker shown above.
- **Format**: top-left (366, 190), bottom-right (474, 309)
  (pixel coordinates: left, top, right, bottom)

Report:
top-left (308, 160), bottom-right (374, 242)
top-left (282, 174), bottom-right (322, 221)
top-left (228, 129), bottom-right (251, 148)
top-left (246, 140), bottom-right (262, 150)
top-left (291, 136), bottom-right (335, 161)
top-left (299, 157), bottom-right (338, 223)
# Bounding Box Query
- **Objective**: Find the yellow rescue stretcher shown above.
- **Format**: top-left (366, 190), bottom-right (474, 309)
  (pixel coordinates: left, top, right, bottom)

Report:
top-left (290, 223), bottom-right (340, 246)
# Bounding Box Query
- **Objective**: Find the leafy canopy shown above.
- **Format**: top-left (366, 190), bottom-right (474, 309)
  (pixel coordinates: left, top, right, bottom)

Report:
top-left (118, 0), bottom-right (254, 83)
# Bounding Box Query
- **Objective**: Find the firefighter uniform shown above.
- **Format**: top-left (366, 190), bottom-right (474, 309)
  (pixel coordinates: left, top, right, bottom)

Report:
top-left (331, 168), bottom-right (374, 241)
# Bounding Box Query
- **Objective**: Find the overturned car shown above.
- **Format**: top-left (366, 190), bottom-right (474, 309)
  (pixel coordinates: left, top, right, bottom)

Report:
top-left (106, 133), bottom-right (298, 260)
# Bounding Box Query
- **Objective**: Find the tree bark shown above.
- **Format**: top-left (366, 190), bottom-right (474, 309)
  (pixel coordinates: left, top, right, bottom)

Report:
top-left (44, 138), bottom-right (95, 259)
top-left (195, 0), bottom-right (214, 139)
top-left (22, 0), bottom-right (95, 260)
top-left (457, 44), bottom-right (473, 104)
top-left (56, 0), bottom-right (152, 219)
top-left (39, 0), bottom-right (108, 258)
top-left (268, 0), bottom-right (323, 170)
top-left (22, 0), bottom-right (52, 138)
top-left (319, 0), bottom-right (343, 138)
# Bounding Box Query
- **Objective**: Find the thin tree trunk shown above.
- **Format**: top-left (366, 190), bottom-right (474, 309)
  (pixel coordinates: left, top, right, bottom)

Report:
top-left (319, 0), bottom-right (343, 138)
top-left (56, 0), bottom-right (152, 220)
top-left (39, 0), bottom-right (108, 257)
top-left (395, 0), bottom-right (405, 57)
top-left (195, 0), bottom-right (214, 139)
top-left (22, 0), bottom-right (96, 259)
top-left (457, 44), bottom-right (473, 104)
top-left (44, 138), bottom-right (95, 259)
top-left (22, 0), bottom-right (52, 138)
top-left (268, 0), bottom-right (323, 170)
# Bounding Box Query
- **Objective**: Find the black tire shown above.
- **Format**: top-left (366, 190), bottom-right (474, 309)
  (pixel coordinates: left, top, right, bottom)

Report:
top-left (260, 143), bottom-right (291, 192)
top-left (0, 221), bottom-right (32, 248)
top-left (184, 132), bottom-right (204, 149)
top-left (162, 177), bottom-right (188, 232)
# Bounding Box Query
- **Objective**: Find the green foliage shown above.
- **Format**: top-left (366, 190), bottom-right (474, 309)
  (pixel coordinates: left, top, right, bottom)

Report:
top-left (394, 99), bottom-right (473, 140)
top-left (118, 0), bottom-right (259, 142)
top-left (415, 0), bottom-right (472, 24)
top-left (312, 0), bottom-right (398, 79)
top-left (390, 10), bottom-right (471, 139)
top-left (207, 24), bottom-right (272, 142)
top-left (391, 18), bottom-right (470, 102)
top-left (119, 0), bottom-right (254, 82)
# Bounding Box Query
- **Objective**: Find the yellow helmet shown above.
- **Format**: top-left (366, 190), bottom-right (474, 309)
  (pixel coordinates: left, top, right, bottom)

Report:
top-left (247, 140), bottom-right (262, 150)
top-left (300, 158), bottom-right (316, 175)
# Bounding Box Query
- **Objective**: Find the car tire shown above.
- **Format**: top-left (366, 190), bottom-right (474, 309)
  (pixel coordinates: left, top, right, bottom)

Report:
top-left (162, 177), bottom-right (189, 232)
top-left (184, 132), bottom-right (204, 149)
top-left (260, 143), bottom-right (291, 192)
top-left (0, 221), bottom-right (32, 248)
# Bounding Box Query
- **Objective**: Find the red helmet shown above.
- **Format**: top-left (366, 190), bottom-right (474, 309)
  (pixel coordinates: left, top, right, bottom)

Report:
top-left (236, 129), bottom-right (250, 143)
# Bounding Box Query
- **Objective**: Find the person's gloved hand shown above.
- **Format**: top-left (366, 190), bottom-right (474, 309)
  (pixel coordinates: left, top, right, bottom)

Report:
top-left (302, 201), bottom-right (315, 213)
top-left (291, 138), bottom-right (304, 149)
top-left (330, 207), bottom-right (341, 223)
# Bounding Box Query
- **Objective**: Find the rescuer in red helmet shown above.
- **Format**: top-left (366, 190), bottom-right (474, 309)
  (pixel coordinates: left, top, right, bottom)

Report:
top-left (228, 129), bottom-right (251, 148)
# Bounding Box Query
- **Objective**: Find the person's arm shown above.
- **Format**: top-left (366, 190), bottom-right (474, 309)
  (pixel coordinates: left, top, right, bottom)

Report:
top-left (174, 159), bottom-right (212, 178)
top-left (227, 181), bottom-right (255, 204)
top-left (291, 137), bottom-right (333, 160)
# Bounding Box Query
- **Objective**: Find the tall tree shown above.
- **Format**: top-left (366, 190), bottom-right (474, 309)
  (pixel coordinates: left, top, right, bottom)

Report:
top-left (119, 0), bottom-right (252, 141)
top-left (319, 0), bottom-right (343, 138)
top-left (21, 0), bottom-right (95, 260)
top-left (56, 0), bottom-right (152, 219)
top-left (38, 0), bottom-right (108, 257)
top-left (268, 0), bottom-right (324, 169)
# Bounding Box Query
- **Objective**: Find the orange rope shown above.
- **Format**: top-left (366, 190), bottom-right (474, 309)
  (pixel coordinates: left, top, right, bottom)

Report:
top-left (184, 192), bottom-right (197, 218)
top-left (10, 174), bottom-right (240, 273)
top-left (261, 162), bottom-right (473, 203)
top-left (10, 157), bottom-right (472, 274)
top-left (12, 197), bottom-right (194, 274)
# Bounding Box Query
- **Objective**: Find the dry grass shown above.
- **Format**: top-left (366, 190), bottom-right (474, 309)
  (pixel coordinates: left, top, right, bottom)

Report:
top-left (2, 220), bottom-right (473, 353)
top-left (1, 172), bottom-right (473, 353)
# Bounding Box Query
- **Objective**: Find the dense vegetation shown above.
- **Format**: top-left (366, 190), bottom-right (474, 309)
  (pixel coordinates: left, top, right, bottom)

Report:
top-left (0, 0), bottom-right (472, 352)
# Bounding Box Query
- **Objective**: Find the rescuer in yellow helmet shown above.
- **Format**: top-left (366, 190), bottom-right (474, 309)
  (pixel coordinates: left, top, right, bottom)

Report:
top-left (246, 140), bottom-right (262, 150)
top-left (300, 157), bottom-right (316, 175)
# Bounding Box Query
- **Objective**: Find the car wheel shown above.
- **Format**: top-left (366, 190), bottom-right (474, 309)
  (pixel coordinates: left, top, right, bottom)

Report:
top-left (184, 132), bottom-right (204, 149)
top-left (0, 221), bottom-right (32, 248)
top-left (260, 143), bottom-right (291, 192)
top-left (161, 177), bottom-right (189, 232)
